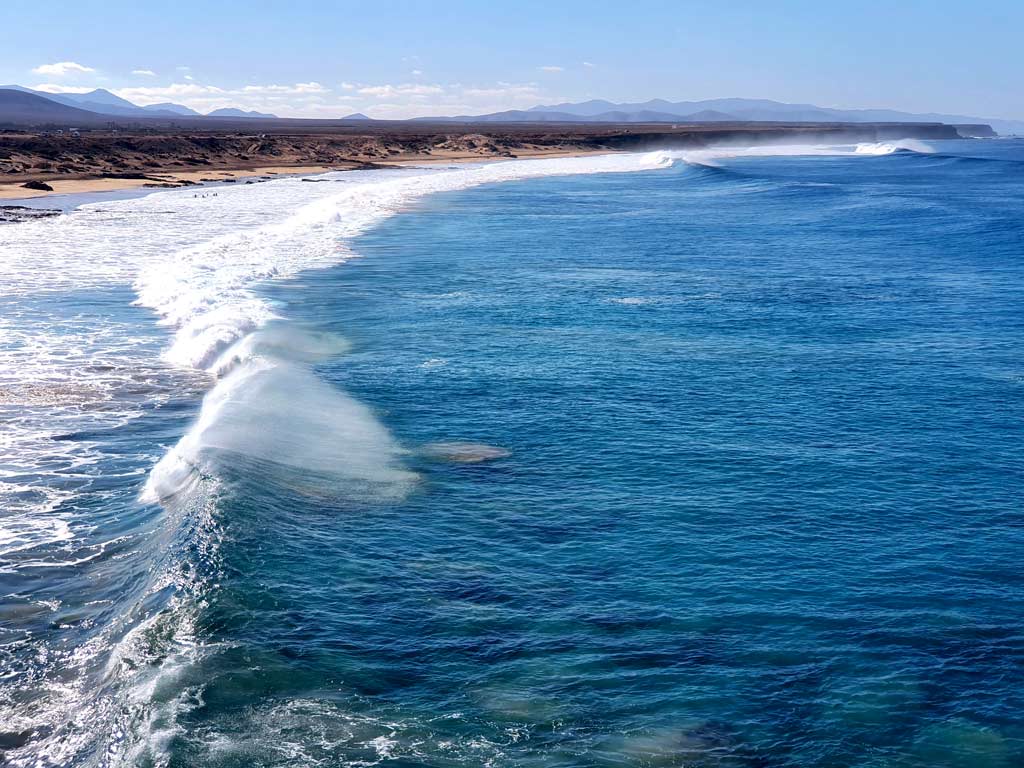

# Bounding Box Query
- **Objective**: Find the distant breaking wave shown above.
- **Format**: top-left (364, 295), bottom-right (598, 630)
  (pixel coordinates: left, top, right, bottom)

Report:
top-left (854, 139), bottom-right (936, 155)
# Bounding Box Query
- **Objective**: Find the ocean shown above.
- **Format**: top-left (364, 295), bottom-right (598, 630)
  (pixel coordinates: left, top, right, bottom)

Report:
top-left (1, 139), bottom-right (1022, 767)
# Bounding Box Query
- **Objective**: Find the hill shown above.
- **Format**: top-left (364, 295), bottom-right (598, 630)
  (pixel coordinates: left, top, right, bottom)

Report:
top-left (0, 85), bottom-right (198, 118)
top-left (143, 102), bottom-right (202, 117)
top-left (0, 89), bottom-right (115, 126)
top-left (522, 97), bottom-right (1023, 135)
top-left (207, 108), bottom-right (278, 118)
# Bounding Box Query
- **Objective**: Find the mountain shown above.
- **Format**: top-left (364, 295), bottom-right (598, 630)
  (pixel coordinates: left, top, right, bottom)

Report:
top-left (142, 102), bottom-right (201, 116)
top-left (58, 88), bottom-right (139, 110)
top-left (33, 87), bottom-right (148, 116)
top-left (591, 109), bottom-right (739, 123)
top-left (0, 88), bottom-right (115, 125)
top-left (411, 97), bottom-right (1016, 133)
top-left (412, 109), bottom-right (593, 123)
top-left (207, 107), bottom-right (278, 118)
top-left (0, 85), bottom-right (277, 121)
top-left (527, 99), bottom-right (620, 116)
top-left (522, 97), bottom-right (1023, 135)
top-left (0, 85), bottom-right (181, 117)
top-left (414, 107), bottom-right (750, 124)
top-left (2, 82), bottom-right (1017, 134)
top-left (683, 110), bottom-right (741, 122)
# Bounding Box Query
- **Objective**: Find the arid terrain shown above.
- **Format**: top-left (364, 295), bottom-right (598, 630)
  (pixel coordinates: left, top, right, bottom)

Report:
top-left (0, 120), bottom-right (976, 200)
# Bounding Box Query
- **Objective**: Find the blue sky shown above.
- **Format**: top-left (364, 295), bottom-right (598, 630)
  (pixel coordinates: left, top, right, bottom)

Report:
top-left (5, 0), bottom-right (1023, 119)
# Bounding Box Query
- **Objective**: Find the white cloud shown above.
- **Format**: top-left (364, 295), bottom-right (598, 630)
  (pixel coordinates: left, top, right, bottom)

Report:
top-left (242, 84), bottom-right (291, 92)
top-left (32, 84), bottom-right (96, 94)
top-left (115, 82), bottom-right (228, 102)
top-left (237, 83), bottom-right (327, 95)
top-left (355, 81), bottom-right (551, 120)
top-left (411, 69), bottom-right (423, 76)
top-left (32, 61), bottom-right (95, 77)
top-left (462, 83), bottom-right (541, 100)
top-left (108, 77), bottom-right (556, 120)
top-left (132, 69), bottom-right (157, 77)
top-left (583, 61), bottom-right (596, 68)
top-left (357, 83), bottom-right (444, 98)
top-left (184, 74), bottom-right (195, 81)
top-left (539, 65), bottom-right (564, 73)
top-left (113, 81), bottom-right (338, 115)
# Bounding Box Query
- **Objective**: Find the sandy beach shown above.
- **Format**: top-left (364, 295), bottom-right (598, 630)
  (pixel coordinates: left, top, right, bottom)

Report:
top-left (0, 147), bottom-right (612, 201)
top-left (0, 165), bottom-right (347, 200)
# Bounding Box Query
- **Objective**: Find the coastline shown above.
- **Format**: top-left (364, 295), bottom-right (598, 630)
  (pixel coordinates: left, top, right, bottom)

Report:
top-left (0, 147), bottom-right (614, 202)
top-left (1, 121), bottom-right (970, 204)
top-left (0, 164), bottom-right (349, 201)
top-left (5, 131), bottom-right (1021, 766)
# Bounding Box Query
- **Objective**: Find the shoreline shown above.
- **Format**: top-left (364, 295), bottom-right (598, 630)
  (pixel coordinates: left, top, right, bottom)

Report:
top-left (0, 147), bottom-right (614, 203)
top-left (1, 121), bottom-right (970, 204)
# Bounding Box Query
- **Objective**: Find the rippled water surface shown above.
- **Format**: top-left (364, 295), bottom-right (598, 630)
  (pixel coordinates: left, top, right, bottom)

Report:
top-left (2, 141), bottom-right (1023, 766)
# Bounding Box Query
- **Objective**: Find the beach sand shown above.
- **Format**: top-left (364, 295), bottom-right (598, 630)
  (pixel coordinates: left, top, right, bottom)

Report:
top-left (0, 165), bottom-right (349, 200)
top-left (0, 148), bottom-right (611, 202)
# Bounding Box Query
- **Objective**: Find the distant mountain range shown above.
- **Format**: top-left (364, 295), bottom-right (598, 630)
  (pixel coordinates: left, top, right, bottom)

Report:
top-left (0, 85), bottom-right (278, 120)
top-left (0, 89), bottom-right (107, 124)
top-left (0, 85), bottom-right (1018, 134)
top-left (414, 97), bottom-right (1022, 135)
top-left (207, 107), bottom-right (278, 118)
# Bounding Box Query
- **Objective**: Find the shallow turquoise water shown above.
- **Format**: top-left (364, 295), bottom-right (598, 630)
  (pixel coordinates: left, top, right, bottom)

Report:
top-left (2, 141), bottom-right (1023, 766)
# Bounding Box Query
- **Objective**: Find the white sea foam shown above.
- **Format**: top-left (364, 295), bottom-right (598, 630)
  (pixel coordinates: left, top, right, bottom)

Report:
top-left (134, 153), bottom-right (679, 504)
top-left (132, 153), bottom-right (676, 372)
top-left (0, 145), bottom-right (916, 764)
top-left (142, 337), bottom-right (418, 503)
top-left (854, 139), bottom-right (935, 155)
top-left (0, 144), bottom-right (917, 563)
top-left (609, 296), bottom-right (657, 305)
top-left (653, 140), bottom-right (935, 167)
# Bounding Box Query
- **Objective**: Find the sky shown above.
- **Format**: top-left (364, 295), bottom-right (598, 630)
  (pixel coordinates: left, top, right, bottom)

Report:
top-left (4, 0), bottom-right (1023, 120)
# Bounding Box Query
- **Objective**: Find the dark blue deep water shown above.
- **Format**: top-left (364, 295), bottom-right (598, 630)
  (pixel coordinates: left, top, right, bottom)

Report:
top-left (3, 140), bottom-right (1023, 766)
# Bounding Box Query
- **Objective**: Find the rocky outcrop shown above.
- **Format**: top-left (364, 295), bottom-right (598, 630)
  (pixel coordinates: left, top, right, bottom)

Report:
top-left (0, 204), bottom-right (61, 223)
top-left (953, 124), bottom-right (998, 138)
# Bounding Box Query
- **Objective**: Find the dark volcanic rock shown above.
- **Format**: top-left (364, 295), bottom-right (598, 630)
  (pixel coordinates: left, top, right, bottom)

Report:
top-left (21, 180), bottom-right (53, 191)
top-left (0, 205), bottom-right (61, 223)
top-left (954, 123), bottom-right (998, 138)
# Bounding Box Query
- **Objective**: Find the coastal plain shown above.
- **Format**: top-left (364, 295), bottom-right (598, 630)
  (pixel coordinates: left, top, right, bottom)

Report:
top-left (0, 119), bottom-right (979, 199)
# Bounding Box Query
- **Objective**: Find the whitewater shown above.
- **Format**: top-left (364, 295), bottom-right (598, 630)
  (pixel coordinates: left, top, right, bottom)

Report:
top-left (1, 138), bottom-right (978, 766)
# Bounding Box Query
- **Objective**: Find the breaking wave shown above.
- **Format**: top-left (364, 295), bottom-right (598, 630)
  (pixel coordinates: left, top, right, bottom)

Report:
top-left (1, 142), bottom-right (938, 765)
top-left (854, 139), bottom-right (936, 155)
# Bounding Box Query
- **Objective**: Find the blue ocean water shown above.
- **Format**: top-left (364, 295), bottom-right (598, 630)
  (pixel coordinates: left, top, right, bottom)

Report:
top-left (2, 140), bottom-right (1023, 766)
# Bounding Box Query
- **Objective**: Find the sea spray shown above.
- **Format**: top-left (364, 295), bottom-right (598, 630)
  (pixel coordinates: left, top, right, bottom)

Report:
top-left (143, 327), bottom-right (417, 505)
